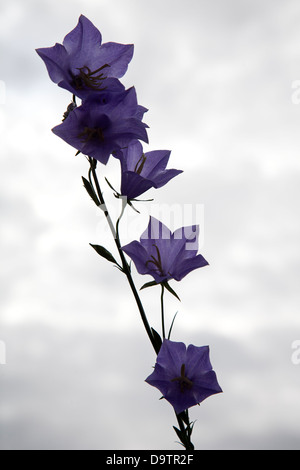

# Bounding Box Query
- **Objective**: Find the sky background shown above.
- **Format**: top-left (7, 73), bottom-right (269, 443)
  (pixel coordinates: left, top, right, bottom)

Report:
top-left (1, 0), bottom-right (300, 450)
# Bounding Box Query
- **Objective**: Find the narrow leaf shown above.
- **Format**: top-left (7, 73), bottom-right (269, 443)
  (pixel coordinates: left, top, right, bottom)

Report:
top-left (173, 426), bottom-right (184, 444)
top-left (82, 176), bottom-right (99, 206)
top-left (89, 244), bottom-right (118, 264)
top-left (151, 327), bottom-right (162, 352)
top-left (167, 311), bottom-right (178, 340)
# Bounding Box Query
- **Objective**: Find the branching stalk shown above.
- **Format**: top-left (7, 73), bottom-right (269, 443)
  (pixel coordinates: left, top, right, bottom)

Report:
top-left (88, 157), bottom-right (194, 449)
top-left (89, 158), bottom-right (159, 354)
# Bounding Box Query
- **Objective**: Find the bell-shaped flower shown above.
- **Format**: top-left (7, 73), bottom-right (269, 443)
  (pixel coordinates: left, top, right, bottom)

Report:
top-left (52, 88), bottom-right (148, 164)
top-left (36, 15), bottom-right (134, 99)
top-left (113, 140), bottom-right (182, 200)
top-left (121, 216), bottom-right (208, 284)
top-left (145, 339), bottom-right (222, 414)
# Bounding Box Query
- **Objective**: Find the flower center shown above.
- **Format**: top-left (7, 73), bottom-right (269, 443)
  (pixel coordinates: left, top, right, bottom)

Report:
top-left (171, 364), bottom-right (193, 393)
top-left (145, 244), bottom-right (164, 276)
top-left (134, 153), bottom-right (147, 175)
top-left (77, 127), bottom-right (104, 144)
top-left (72, 64), bottom-right (110, 91)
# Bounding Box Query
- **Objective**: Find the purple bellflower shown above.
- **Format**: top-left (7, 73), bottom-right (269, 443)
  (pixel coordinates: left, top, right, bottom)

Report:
top-left (52, 88), bottom-right (149, 164)
top-left (113, 140), bottom-right (183, 200)
top-left (145, 339), bottom-right (222, 414)
top-left (121, 217), bottom-right (208, 284)
top-left (36, 15), bottom-right (134, 99)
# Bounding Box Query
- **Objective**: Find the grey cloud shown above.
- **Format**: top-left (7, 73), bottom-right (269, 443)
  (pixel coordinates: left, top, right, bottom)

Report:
top-left (0, 324), bottom-right (299, 449)
top-left (1, 0), bottom-right (300, 450)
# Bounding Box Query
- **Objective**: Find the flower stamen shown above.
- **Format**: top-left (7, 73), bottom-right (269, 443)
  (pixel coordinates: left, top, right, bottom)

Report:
top-left (171, 364), bottom-right (193, 393)
top-left (145, 244), bottom-right (164, 275)
top-left (73, 64), bottom-right (110, 90)
top-left (77, 127), bottom-right (104, 143)
top-left (134, 153), bottom-right (147, 175)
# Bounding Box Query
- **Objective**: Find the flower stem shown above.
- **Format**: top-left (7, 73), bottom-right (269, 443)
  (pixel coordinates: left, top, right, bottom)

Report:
top-left (88, 158), bottom-right (194, 450)
top-left (175, 411), bottom-right (194, 450)
top-left (89, 159), bottom-right (159, 354)
top-left (160, 284), bottom-right (166, 340)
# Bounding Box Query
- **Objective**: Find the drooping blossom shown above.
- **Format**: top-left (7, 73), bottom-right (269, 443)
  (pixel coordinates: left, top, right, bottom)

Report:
top-left (121, 217), bottom-right (208, 284)
top-left (145, 339), bottom-right (222, 414)
top-left (113, 140), bottom-right (182, 200)
top-left (52, 88), bottom-right (148, 164)
top-left (36, 15), bottom-right (134, 99)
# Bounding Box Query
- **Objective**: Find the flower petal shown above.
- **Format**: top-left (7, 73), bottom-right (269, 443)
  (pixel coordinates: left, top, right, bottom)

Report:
top-left (140, 217), bottom-right (172, 246)
top-left (163, 385), bottom-right (200, 414)
top-left (36, 43), bottom-right (69, 84)
top-left (99, 42), bottom-right (134, 78)
top-left (192, 370), bottom-right (223, 401)
top-left (171, 254), bottom-right (209, 281)
top-left (121, 241), bottom-right (150, 275)
top-left (120, 171), bottom-right (154, 199)
top-left (141, 150), bottom-right (171, 176)
top-left (151, 169), bottom-right (183, 188)
top-left (63, 15), bottom-right (102, 60)
top-left (109, 118), bottom-right (149, 145)
top-left (185, 345), bottom-right (212, 377)
top-left (155, 339), bottom-right (186, 373)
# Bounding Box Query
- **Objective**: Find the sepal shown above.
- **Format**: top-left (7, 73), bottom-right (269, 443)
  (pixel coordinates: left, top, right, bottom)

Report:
top-left (140, 280), bottom-right (158, 290)
top-left (162, 281), bottom-right (181, 301)
top-left (173, 422), bottom-right (195, 450)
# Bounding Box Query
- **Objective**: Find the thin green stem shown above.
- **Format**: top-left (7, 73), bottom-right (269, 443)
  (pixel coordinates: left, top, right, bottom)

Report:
top-left (115, 197), bottom-right (127, 241)
top-left (175, 412), bottom-right (194, 450)
top-left (160, 284), bottom-right (166, 340)
top-left (89, 159), bottom-right (159, 354)
top-left (90, 161), bottom-right (116, 238)
top-left (88, 158), bottom-right (194, 450)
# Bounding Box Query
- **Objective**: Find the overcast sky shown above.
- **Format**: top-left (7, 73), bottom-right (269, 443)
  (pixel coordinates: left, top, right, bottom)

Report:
top-left (1, 0), bottom-right (300, 450)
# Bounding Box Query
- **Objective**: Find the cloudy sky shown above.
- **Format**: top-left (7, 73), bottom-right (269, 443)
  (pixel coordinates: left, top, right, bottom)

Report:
top-left (1, 0), bottom-right (300, 450)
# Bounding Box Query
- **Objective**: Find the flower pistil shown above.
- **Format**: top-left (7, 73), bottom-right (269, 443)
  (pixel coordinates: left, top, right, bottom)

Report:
top-left (145, 244), bottom-right (164, 276)
top-left (171, 364), bottom-right (193, 393)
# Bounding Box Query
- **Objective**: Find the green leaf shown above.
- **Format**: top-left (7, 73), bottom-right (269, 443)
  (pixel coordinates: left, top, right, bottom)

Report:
top-left (167, 311), bottom-right (178, 340)
top-left (89, 244), bottom-right (118, 265)
top-left (173, 426), bottom-right (184, 444)
top-left (140, 280), bottom-right (158, 290)
top-left (151, 327), bottom-right (162, 352)
top-left (82, 176), bottom-right (99, 206)
top-left (162, 281), bottom-right (181, 301)
top-left (187, 421), bottom-right (195, 439)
